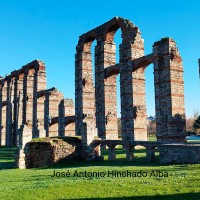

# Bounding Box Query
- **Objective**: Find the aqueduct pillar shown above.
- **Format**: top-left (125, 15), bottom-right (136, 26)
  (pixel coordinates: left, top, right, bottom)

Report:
top-left (95, 41), bottom-right (118, 140)
top-left (0, 79), bottom-right (6, 145)
top-left (75, 17), bottom-right (148, 148)
top-left (120, 28), bottom-right (147, 141)
top-left (153, 38), bottom-right (186, 142)
top-left (75, 42), bottom-right (97, 146)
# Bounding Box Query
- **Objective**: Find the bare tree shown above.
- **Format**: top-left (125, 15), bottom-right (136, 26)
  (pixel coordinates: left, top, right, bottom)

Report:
top-left (193, 108), bottom-right (200, 119)
top-left (185, 108), bottom-right (200, 135)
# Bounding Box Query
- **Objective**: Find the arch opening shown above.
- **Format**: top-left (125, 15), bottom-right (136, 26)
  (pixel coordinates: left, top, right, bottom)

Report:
top-left (145, 64), bottom-right (156, 140)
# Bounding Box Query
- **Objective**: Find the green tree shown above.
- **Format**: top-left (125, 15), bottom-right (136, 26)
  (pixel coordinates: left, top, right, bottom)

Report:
top-left (193, 115), bottom-right (200, 134)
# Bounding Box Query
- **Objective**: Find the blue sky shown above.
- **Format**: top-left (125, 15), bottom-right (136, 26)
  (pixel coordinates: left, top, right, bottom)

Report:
top-left (0, 0), bottom-right (200, 117)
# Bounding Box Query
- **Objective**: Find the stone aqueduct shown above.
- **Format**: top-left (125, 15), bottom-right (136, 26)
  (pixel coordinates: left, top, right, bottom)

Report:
top-left (0, 17), bottom-right (188, 163)
top-left (75, 17), bottom-right (185, 154)
top-left (0, 60), bottom-right (75, 147)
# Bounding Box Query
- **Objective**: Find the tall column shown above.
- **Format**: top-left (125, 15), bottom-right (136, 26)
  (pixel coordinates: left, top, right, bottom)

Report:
top-left (15, 73), bottom-right (24, 146)
top-left (36, 61), bottom-right (47, 138)
top-left (5, 77), bottom-right (13, 146)
top-left (0, 77), bottom-right (4, 145)
top-left (36, 61), bottom-right (47, 91)
top-left (153, 38), bottom-right (186, 142)
top-left (22, 69), bottom-right (28, 125)
top-left (95, 41), bottom-right (118, 140)
top-left (10, 78), bottom-right (16, 146)
top-left (26, 68), bottom-right (35, 138)
top-left (32, 67), bottom-right (39, 138)
top-left (58, 99), bottom-right (65, 136)
top-left (120, 59), bottom-right (134, 140)
top-left (44, 92), bottom-right (50, 137)
top-left (120, 32), bottom-right (147, 141)
top-left (13, 75), bottom-right (18, 146)
top-left (132, 67), bottom-right (147, 141)
top-left (32, 62), bottom-right (47, 138)
top-left (37, 95), bottom-right (45, 138)
top-left (1, 80), bottom-right (7, 145)
top-left (75, 48), bottom-right (97, 146)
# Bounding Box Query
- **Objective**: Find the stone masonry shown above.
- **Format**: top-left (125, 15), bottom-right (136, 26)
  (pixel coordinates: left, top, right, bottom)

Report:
top-left (153, 38), bottom-right (186, 142)
top-left (159, 144), bottom-right (200, 164)
top-left (0, 60), bottom-right (75, 148)
top-left (21, 137), bottom-right (82, 168)
top-left (75, 17), bottom-right (186, 158)
top-left (1, 17), bottom-right (190, 165)
top-left (75, 17), bottom-right (148, 146)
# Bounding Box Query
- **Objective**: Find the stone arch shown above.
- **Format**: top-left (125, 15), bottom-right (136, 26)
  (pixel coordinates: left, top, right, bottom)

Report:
top-left (133, 56), bottom-right (153, 72)
top-left (65, 116), bottom-right (75, 126)
top-left (79, 35), bottom-right (97, 52)
top-left (49, 116), bottom-right (58, 126)
top-left (105, 23), bottom-right (122, 43)
top-left (94, 18), bottom-right (141, 141)
top-left (75, 17), bottom-right (148, 148)
top-left (101, 18), bottom-right (146, 142)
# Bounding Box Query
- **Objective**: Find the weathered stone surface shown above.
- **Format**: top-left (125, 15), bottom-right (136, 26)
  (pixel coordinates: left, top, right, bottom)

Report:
top-left (75, 17), bottom-right (184, 158)
top-left (159, 144), bottom-right (200, 164)
top-left (16, 137), bottom-right (82, 168)
top-left (75, 17), bottom-right (149, 158)
top-left (153, 38), bottom-right (186, 142)
top-left (2, 17), bottom-right (193, 166)
top-left (0, 61), bottom-right (75, 147)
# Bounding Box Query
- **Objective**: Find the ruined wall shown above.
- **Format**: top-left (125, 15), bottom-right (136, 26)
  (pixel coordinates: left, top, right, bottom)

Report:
top-left (37, 93), bottom-right (46, 138)
top-left (159, 144), bottom-right (200, 164)
top-left (0, 60), bottom-right (75, 147)
top-left (37, 89), bottom-right (76, 137)
top-left (0, 60), bottom-right (47, 146)
top-left (16, 137), bottom-right (82, 169)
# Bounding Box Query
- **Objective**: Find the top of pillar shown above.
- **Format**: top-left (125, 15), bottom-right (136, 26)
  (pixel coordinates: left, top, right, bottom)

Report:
top-left (153, 37), bottom-right (175, 47)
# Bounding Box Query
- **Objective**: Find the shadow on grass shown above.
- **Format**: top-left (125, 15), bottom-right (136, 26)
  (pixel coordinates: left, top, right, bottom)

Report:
top-left (101, 148), bottom-right (149, 156)
top-left (0, 146), bottom-right (161, 170)
top-left (58, 193), bottom-right (200, 200)
top-left (0, 146), bottom-right (17, 170)
top-left (2, 146), bottom-right (197, 171)
top-left (38, 147), bottom-right (161, 170)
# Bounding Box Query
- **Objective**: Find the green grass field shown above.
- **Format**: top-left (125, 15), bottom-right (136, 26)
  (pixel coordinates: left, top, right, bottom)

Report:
top-left (0, 142), bottom-right (200, 200)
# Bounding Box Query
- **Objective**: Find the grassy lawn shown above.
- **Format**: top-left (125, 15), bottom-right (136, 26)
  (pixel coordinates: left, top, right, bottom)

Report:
top-left (148, 136), bottom-right (156, 142)
top-left (0, 145), bottom-right (200, 200)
